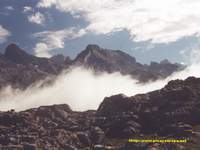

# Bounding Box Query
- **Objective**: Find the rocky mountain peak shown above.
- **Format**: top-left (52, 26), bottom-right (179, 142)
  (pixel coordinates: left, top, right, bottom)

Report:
top-left (74, 44), bottom-right (138, 71)
top-left (5, 43), bottom-right (20, 51)
top-left (85, 44), bottom-right (101, 52)
top-left (160, 59), bottom-right (171, 64)
top-left (50, 54), bottom-right (66, 65)
top-left (4, 43), bottom-right (32, 64)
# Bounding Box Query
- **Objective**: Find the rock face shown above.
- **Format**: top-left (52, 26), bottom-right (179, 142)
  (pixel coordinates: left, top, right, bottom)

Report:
top-left (0, 52), bottom-right (47, 89)
top-left (74, 44), bottom-right (137, 70)
top-left (50, 54), bottom-right (71, 66)
top-left (74, 44), bottom-right (183, 82)
top-left (1, 77), bottom-right (200, 149)
top-left (97, 77), bottom-right (200, 133)
top-left (4, 44), bottom-right (66, 74)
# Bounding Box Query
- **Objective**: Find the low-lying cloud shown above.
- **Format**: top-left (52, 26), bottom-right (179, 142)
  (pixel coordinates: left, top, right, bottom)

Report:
top-left (0, 62), bottom-right (200, 112)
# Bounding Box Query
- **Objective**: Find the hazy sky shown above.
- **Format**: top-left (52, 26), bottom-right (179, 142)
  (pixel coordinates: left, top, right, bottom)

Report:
top-left (0, 0), bottom-right (200, 64)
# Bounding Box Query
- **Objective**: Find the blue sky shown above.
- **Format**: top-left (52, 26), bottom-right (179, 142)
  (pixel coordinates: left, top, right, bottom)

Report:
top-left (0, 0), bottom-right (200, 64)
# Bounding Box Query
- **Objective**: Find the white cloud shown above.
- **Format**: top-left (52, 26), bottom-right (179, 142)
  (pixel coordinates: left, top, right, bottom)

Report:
top-left (33, 28), bottom-right (86, 57)
top-left (34, 43), bottom-right (52, 58)
top-left (37, 0), bottom-right (57, 8)
top-left (23, 6), bottom-right (33, 13)
top-left (5, 6), bottom-right (14, 11)
top-left (37, 0), bottom-right (200, 43)
top-left (0, 25), bottom-right (10, 43)
top-left (28, 12), bottom-right (45, 25)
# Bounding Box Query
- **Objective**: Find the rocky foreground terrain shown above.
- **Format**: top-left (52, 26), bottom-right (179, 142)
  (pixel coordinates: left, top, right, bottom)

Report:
top-left (0, 44), bottom-right (183, 89)
top-left (1, 77), bottom-right (200, 149)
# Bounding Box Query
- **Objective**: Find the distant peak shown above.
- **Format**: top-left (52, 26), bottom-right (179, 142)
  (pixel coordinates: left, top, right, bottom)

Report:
top-left (160, 59), bottom-right (171, 64)
top-left (4, 43), bottom-right (31, 64)
top-left (86, 44), bottom-right (101, 51)
top-left (51, 54), bottom-right (65, 59)
top-left (6, 43), bottom-right (20, 51)
top-left (5, 43), bottom-right (26, 56)
top-left (50, 54), bottom-right (67, 65)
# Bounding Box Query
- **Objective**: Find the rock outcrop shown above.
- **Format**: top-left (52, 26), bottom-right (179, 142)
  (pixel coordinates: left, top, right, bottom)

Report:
top-left (1, 77), bottom-right (200, 149)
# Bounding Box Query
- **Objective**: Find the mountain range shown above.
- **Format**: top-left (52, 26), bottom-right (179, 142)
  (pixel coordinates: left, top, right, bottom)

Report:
top-left (1, 43), bottom-right (196, 149)
top-left (0, 43), bottom-right (183, 89)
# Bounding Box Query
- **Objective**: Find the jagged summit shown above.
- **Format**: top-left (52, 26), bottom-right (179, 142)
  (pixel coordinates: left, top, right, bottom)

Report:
top-left (74, 44), bottom-right (138, 71)
top-left (5, 43), bottom-right (21, 52)
top-left (4, 44), bottom-right (32, 64)
top-left (74, 44), bottom-right (182, 81)
top-left (50, 54), bottom-right (66, 65)
top-left (86, 44), bottom-right (101, 51)
top-left (160, 59), bottom-right (171, 64)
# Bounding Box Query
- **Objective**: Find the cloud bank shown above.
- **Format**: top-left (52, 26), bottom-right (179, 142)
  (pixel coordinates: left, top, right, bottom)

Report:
top-left (0, 67), bottom-right (161, 111)
top-left (0, 61), bottom-right (200, 112)
top-left (37, 0), bottom-right (200, 43)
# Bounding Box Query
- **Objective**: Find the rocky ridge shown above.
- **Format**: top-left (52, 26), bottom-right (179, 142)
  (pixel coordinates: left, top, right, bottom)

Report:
top-left (0, 44), bottom-right (183, 89)
top-left (74, 44), bottom-right (183, 82)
